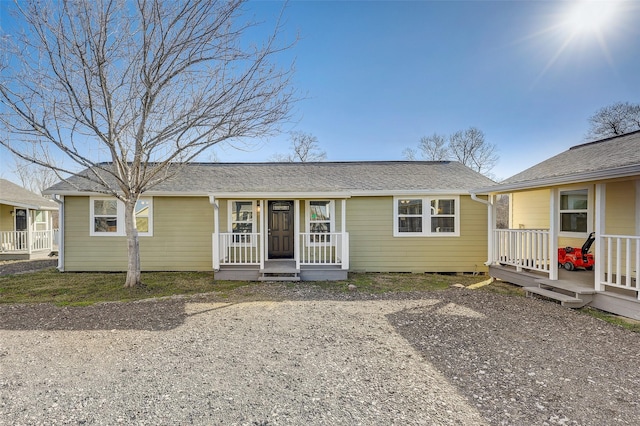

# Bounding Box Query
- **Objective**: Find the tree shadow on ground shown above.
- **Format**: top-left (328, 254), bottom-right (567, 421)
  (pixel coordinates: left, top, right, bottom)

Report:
top-left (0, 299), bottom-right (194, 331)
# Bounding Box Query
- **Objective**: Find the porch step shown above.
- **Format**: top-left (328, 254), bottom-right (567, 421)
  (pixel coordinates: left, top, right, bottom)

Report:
top-left (258, 275), bottom-right (300, 282)
top-left (535, 279), bottom-right (597, 295)
top-left (259, 266), bottom-right (301, 282)
top-left (524, 286), bottom-right (587, 308)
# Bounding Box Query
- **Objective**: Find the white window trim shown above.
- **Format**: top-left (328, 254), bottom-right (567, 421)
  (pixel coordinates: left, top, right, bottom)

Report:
top-left (90, 197), bottom-right (153, 237)
top-left (393, 195), bottom-right (460, 237)
top-left (305, 200), bottom-right (336, 245)
top-left (558, 186), bottom-right (592, 238)
top-left (228, 200), bottom-right (257, 246)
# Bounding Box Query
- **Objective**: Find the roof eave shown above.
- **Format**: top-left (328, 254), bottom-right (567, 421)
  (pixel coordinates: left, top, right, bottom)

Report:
top-left (472, 164), bottom-right (640, 194)
top-left (0, 199), bottom-right (58, 210)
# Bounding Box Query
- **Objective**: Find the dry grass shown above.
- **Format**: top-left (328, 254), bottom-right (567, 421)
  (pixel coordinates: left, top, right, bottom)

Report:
top-left (0, 268), bottom-right (489, 306)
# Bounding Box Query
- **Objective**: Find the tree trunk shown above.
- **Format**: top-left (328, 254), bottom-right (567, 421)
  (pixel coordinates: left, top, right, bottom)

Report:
top-left (124, 199), bottom-right (141, 288)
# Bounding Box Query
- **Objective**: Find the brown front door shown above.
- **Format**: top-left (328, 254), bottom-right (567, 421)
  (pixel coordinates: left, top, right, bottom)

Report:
top-left (268, 201), bottom-right (294, 259)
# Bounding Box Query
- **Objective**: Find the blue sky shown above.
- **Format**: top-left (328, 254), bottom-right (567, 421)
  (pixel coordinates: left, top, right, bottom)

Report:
top-left (215, 0), bottom-right (639, 180)
top-left (1, 0), bottom-right (639, 183)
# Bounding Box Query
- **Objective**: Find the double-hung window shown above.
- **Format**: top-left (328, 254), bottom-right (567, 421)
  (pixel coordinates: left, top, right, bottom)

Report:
top-left (559, 189), bottom-right (589, 235)
top-left (307, 200), bottom-right (334, 244)
top-left (90, 197), bottom-right (153, 236)
top-left (229, 201), bottom-right (255, 244)
top-left (91, 198), bottom-right (119, 235)
top-left (394, 196), bottom-right (459, 237)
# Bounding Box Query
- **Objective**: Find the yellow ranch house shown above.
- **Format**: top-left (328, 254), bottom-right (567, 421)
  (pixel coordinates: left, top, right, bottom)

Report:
top-left (44, 161), bottom-right (494, 281)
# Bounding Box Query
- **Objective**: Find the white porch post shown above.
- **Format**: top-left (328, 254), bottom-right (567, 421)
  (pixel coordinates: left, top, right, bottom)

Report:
top-left (595, 183), bottom-right (606, 291)
top-left (341, 199), bottom-right (349, 270)
top-left (26, 208), bottom-right (32, 254)
top-left (487, 194), bottom-right (495, 266)
top-left (549, 188), bottom-right (559, 280)
top-left (210, 196), bottom-right (220, 270)
top-left (260, 199), bottom-right (266, 270)
top-left (294, 199), bottom-right (300, 270)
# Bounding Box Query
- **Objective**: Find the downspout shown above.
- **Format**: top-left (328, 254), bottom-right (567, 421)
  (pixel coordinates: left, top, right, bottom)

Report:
top-left (52, 195), bottom-right (64, 272)
top-left (209, 196), bottom-right (220, 271)
top-left (470, 192), bottom-right (494, 266)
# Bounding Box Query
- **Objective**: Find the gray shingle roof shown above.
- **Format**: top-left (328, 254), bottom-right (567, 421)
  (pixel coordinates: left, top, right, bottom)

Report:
top-left (475, 130), bottom-right (640, 193)
top-left (45, 161), bottom-right (495, 195)
top-left (0, 179), bottom-right (59, 210)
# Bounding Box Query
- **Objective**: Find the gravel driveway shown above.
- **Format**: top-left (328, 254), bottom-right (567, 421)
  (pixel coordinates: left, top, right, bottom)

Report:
top-left (1, 285), bottom-right (640, 425)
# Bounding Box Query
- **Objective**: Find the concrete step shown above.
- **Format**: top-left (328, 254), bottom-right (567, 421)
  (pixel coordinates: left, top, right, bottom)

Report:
top-left (524, 286), bottom-right (587, 308)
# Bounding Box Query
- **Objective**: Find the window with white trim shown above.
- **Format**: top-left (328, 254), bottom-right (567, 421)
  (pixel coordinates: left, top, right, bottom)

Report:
top-left (394, 196), bottom-right (459, 237)
top-left (559, 189), bottom-right (588, 235)
top-left (229, 200), bottom-right (255, 243)
top-left (306, 200), bottom-right (335, 243)
top-left (90, 197), bottom-right (153, 236)
top-left (34, 210), bottom-right (48, 231)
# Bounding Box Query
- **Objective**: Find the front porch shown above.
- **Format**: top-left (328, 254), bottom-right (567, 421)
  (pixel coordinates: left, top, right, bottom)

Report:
top-left (0, 229), bottom-right (59, 260)
top-left (211, 198), bottom-right (350, 281)
top-left (491, 228), bottom-right (640, 319)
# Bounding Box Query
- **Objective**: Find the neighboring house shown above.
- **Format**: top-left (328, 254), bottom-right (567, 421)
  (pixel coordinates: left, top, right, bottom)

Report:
top-left (0, 179), bottom-right (59, 260)
top-left (44, 161), bottom-right (494, 281)
top-left (473, 130), bottom-right (640, 319)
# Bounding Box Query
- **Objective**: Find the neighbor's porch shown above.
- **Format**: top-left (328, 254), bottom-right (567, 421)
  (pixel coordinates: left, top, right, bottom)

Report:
top-left (488, 181), bottom-right (640, 319)
top-left (0, 206), bottom-right (58, 260)
top-left (210, 197), bottom-right (350, 281)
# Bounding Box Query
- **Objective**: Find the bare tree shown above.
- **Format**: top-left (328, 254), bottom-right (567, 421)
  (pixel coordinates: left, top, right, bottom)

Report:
top-left (0, 0), bottom-right (295, 287)
top-left (402, 147), bottom-right (418, 161)
top-left (449, 127), bottom-right (497, 176)
top-left (586, 101), bottom-right (640, 140)
top-left (13, 158), bottom-right (59, 196)
top-left (404, 127), bottom-right (497, 177)
top-left (418, 133), bottom-right (449, 161)
top-left (271, 131), bottom-right (326, 162)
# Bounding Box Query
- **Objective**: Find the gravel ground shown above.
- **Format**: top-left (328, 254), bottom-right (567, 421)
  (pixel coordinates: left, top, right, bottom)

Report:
top-left (1, 277), bottom-right (640, 425)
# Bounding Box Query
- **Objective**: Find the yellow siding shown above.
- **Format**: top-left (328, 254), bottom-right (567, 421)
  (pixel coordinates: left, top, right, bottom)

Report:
top-left (347, 196), bottom-right (488, 273)
top-left (511, 189), bottom-right (550, 230)
top-left (64, 196), bottom-right (213, 271)
top-left (606, 180), bottom-right (636, 236)
top-left (0, 204), bottom-right (13, 232)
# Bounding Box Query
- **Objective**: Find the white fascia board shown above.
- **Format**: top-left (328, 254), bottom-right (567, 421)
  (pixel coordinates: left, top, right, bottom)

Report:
top-left (210, 191), bottom-right (352, 199)
top-left (350, 189), bottom-right (472, 197)
top-left (472, 165), bottom-right (640, 194)
top-left (0, 199), bottom-right (57, 210)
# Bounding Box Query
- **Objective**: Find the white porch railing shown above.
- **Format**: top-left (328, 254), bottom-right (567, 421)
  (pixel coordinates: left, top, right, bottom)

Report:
top-left (215, 233), bottom-right (262, 267)
top-left (493, 229), bottom-right (551, 274)
top-left (600, 234), bottom-right (640, 298)
top-left (299, 232), bottom-right (348, 268)
top-left (0, 229), bottom-right (57, 253)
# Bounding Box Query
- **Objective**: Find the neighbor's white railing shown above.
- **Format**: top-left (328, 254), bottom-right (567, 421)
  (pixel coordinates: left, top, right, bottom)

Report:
top-left (0, 229), bottom-right (57, 253)
top-left (493, 229), bottom-right (551, 274)
top-left (215, 232), bottom-right (262, 267)
top-left (299, 232), bottom-right (349, 269)
top-left (600, 234), bottom-right (640, 298)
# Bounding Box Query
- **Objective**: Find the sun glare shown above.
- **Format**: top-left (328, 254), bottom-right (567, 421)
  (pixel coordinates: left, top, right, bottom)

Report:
top-left (562, 0), bottom-right (618, 36)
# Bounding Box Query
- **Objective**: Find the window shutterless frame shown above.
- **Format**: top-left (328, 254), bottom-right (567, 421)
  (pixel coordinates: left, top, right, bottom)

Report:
top-left (393, 195), bottom-right (460, 237)
top-left (305, 200), bottom-right (335, 245)
top-left (89, 197), bottom-right (153, 237)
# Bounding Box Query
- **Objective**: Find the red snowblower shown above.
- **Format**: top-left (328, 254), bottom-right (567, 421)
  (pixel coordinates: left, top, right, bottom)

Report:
top-left (558, 232), bottom-right (595, 271)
